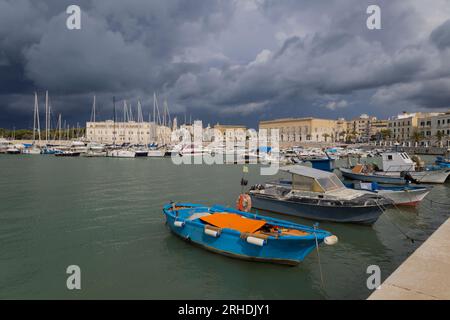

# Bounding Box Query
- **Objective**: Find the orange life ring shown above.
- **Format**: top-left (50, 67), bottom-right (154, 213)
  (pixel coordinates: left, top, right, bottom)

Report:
top-left (236, 194), bottom-right (252, 212)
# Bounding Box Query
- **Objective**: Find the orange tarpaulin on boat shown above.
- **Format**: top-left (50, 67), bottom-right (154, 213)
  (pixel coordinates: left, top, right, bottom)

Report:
top-left (200, 213), bottom-right (266, 233)
top-left (352, 164), bottom-right (364, 173)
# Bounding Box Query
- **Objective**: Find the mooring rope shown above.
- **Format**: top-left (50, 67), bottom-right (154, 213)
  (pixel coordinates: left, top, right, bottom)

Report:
top-left (424, 198), bottom-right (450, 207)
top-left (313, 224), bottom-right (325, 290)
top-left (375, 199), bottom-right (421, 243)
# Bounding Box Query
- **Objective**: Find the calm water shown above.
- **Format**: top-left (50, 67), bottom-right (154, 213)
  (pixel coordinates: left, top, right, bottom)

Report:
top-left (0, 155), bottom-right (449, 299)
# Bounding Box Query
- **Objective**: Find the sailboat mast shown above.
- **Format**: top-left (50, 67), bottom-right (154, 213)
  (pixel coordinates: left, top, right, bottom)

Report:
top-left (45, 90), bottom-right (49, 143)
top-left (58, 114), bottom-right (62, 142)
top-left (33, 92), bottom-right (37, 142)
top-left (113, 96), bottom-right (116, 145)
top-left (153, 92), bottom-right (156, 123)
top-left (36, 93), bottom-right (41, 143)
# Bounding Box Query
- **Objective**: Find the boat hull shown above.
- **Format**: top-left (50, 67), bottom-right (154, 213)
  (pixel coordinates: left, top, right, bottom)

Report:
top-left (106, 150), bottom-right (136, 158)
top-left (376, 188), bottom-right (430, 206)
top-left (409, 170), bottom-right (450, 184)
top-left (250, 194), bottom-right (383, 225)
top-left (163, 203), bottom-right (330, 265)
top-left (54, 152), bottom-right (81, 157)
top-left (340, 168), bottom-right (407, 185)
top-left (147, 150), bottom-right (165, 157)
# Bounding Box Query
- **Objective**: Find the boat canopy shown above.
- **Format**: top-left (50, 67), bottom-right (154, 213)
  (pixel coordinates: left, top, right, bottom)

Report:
top-left (280, 165), bottom-right (345, 193)
top-left (381, 152), bottom-right (415, 172)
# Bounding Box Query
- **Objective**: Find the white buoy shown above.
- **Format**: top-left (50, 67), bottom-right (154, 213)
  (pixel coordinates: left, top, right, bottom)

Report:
top-left (204, 228), bottom-right (219, 237)
top-left (324, 235), bottom-right (338, 245)
top-left (246, 236), bottom-right (265, 246)
top-left (174, 220), bottom-right (185, 228)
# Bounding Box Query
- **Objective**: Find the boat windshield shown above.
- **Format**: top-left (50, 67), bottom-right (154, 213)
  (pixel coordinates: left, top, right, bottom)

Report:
top-left (316, 175), bottom-right (345, 192)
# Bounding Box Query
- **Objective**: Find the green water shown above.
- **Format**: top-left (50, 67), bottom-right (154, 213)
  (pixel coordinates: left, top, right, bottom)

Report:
top-left (0, 155), bottom-right (449, 299)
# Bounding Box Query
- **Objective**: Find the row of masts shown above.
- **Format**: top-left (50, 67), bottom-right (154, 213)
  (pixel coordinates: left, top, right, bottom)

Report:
top-left (32, 91), bottom-right (180, 144)
top-left (32, 91), bottom-right (83, 144)
top-left (90, 92), bottom-right (173, 128)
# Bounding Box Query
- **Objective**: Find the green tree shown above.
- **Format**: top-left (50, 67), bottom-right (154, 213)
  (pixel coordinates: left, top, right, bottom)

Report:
top-left (380, 129), bottom-right (392, 140)
top-left (412, 130), bottom-right (424, 143)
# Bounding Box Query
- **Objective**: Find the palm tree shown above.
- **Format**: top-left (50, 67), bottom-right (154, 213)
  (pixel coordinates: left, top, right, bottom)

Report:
top-left (436, 130), bottom-right (444, 147)
top-left (322, 133), bottom-right (330, 142)
top-left (380, 129), bottom-right (392, 140)
top-left (412, 130), bottom-right (424, 144)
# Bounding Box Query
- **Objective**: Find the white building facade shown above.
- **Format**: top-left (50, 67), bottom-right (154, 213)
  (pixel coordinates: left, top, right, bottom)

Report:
top-left (86, 120), bottom-right (171, 145)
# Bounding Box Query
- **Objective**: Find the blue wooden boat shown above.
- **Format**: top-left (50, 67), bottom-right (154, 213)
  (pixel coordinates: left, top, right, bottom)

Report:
top-left (163, 202), bottom-right (337, 265)
top-left (435, 156), bottom-right (450, 168)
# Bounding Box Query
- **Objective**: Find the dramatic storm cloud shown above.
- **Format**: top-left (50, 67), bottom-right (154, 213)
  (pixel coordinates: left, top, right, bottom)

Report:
top-left (1, 0), bottom-right (450, 128)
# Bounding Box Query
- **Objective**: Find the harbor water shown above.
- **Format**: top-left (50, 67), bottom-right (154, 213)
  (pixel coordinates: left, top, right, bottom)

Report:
top-left (0, 155), bottom-right (449, 299)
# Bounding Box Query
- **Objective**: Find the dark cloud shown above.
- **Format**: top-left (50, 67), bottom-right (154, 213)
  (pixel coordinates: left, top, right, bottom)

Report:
top-left (1, 0), bottom-right (450, 129)
top-left (430, 19), bottom-right (450, 50)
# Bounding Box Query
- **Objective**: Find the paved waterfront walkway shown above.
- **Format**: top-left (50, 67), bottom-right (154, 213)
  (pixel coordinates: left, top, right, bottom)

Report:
top-left (369, 218), bottom-right (450, 300)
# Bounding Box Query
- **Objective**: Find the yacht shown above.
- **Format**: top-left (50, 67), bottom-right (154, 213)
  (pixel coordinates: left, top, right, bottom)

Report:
top-left (0, 138), bottom-right (11, 153)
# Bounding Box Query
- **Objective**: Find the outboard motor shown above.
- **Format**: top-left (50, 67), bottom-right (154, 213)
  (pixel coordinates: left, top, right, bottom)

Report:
top-left (400, 171), bottom-right (419, 184)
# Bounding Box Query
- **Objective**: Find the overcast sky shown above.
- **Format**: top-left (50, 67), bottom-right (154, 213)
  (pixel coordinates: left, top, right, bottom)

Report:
top-left (1, 0), bottom-right (450, 129)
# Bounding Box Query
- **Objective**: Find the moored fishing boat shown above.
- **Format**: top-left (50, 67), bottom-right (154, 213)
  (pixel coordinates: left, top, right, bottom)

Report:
top-left (435, 156), bottom-right (450, 168)
top-left (340, 152), bottom-right (450, 184)
top-left (435, 150), bottom-right (450, 168)
top-left (345, 182), bottom-right (431, 206)
top-left (340, 167), bottom-right (408, 185)
top-left (267, 179), bottom-right (431, 206)
top-left (248, 166), bottom-right (392, 225)
top-left (163, 202), bottom-right (337, 265)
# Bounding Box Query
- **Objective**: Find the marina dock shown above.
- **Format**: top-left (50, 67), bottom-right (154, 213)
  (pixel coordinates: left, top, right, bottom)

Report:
top-left (369, 218), bottom-right (450, 300)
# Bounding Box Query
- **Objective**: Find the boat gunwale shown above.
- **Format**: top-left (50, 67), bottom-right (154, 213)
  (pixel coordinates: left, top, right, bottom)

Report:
top-left (162, 203), bottom-right (329, 241)
top-left (248, 190), bottom-right (390, 209)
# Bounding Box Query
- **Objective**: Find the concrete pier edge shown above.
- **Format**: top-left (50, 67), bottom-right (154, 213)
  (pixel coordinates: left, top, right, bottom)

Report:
top-left (368, 218), bottom-right (450, 300)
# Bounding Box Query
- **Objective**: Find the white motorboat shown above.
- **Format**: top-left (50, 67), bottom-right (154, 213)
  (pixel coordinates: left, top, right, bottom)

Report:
top-left (84, 142), bottom-right (106, 157)
top-left (106, 149), bottom-right (136, 158)
top-left (147, 149), bottom-right (166, 157)
top-left (71, 141), bottom-right (88, 153)
top-left (6, 147), bottom-right (21, 154)
top-left (22, 146), bottom-right (41, 155)
top-left (0, 138), bottom-right (10, 153)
